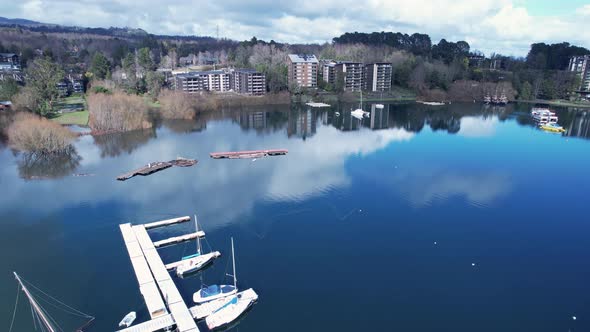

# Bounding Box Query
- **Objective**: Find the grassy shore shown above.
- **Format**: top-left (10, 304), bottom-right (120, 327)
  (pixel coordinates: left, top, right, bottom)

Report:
top-left (50, 94), bottom-right (89, 126)
top-left (51, 110), bottom-right (89, 126)
top-left (517, 99), bottom-right (590, 108)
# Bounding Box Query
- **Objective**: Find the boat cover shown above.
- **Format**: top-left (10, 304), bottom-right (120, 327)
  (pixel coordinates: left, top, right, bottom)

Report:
top-left (203, 285), bottom-right (221, 297)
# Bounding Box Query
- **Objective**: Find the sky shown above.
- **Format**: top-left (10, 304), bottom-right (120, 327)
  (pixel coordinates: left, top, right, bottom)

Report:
top-left (2, 0), bottom-right (590, 56)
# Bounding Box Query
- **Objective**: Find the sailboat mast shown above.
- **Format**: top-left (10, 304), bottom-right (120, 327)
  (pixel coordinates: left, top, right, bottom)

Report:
top-left (195, 214), bottom-right (201, 255)
top-left (13, 272), bottom-right (57, 332)
top-left (231, 237), bottom-right (237, 288)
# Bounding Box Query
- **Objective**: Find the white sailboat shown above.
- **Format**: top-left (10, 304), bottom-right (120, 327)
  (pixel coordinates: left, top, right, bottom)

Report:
top-left (11, 272), bottom-right (95, 332)
top-left (193, 238), bottom-right (239, 304)
top-left (351, 89), bottom-right (369, 119)
top-left (204, 238), bottom-right (258, 330)
top-left (176, 215), bottom-right (221, 277)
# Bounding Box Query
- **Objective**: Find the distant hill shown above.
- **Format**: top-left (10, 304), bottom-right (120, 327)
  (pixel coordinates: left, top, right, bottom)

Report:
top-left (0, 16), bottom-right (45, 26)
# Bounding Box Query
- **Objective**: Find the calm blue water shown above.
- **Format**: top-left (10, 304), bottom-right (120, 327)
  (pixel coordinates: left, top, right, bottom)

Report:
top-left (1, 103), bottom-right (590, 332)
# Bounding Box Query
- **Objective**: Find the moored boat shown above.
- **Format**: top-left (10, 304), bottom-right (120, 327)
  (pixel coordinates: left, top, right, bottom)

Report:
top-left (176, 215), bottom-right (221, 277)
top-left (193, 238), bottom-right (239, 304)
top-left (531, 108), bottom-right (558, 125)
top-left (540, 122), bottom-right (565, 133)
top-left (205, 289), bottom-right (258, 330)
top-left (118, 311), bottom-right (137, 328)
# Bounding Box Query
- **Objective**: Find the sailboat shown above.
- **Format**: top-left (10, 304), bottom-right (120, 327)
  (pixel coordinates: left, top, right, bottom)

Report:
top-left (351, 89), bottom-right (369, 120)
top-left (11, 272), bottom-right (95, 332)
top-left (176, 215), bottom-right (221, 277)
top-left (193, 238), bottom-right (239, 304)
top-left (204, 238), bottom-right (258, 330)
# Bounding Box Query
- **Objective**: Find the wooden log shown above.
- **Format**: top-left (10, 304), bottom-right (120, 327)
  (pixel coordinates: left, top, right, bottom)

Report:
top-left (210, 149), bottom-right (288, 159)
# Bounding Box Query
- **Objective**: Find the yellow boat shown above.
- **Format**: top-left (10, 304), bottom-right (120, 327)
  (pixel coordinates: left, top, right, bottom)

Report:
top-left (540, 123), bottom-right (565, 133)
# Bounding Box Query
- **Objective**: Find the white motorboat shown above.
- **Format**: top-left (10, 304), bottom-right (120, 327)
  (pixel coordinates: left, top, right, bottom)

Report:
top-left (176, 215), bottom-right (221, 277)
top-left (193, 238), bottom-right (239, 304)
top-left (375, 104), bottom-right (384, 109)
top-left (118, 311), bottom-right (137, 328)
top-left (531, 108), bottom-right (558, 125)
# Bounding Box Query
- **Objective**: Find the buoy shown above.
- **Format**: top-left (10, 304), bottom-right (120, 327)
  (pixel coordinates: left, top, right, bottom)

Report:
top-left (471, 263), bottom-right (476, 267)
top-left (572, 316), bottom-right (577, 320)
top-left (434, 241), bottom-right (437, 245)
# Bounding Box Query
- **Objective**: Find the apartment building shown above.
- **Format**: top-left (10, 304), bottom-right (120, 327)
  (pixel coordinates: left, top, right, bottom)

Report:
top-left (335, 62), bottom-right (364, 92)
top-left (569, 55), bottom-right (590, 92)
top-left (287, 54), bottom-right (319, 89)
top-left (364, 63), bottom-right (393, 92)
top-left (174, 70), bottom-right (231, 93)
top-left (322, 61), bottom-right (337, 85)
top-left (233, 69), bottom-right (266, 95)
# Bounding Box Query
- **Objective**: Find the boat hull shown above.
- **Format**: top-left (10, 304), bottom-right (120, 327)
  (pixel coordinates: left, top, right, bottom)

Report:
top-left (205, 289), bottom-right (258, 330)
top-left (176, 252), bottom-right (220, 277)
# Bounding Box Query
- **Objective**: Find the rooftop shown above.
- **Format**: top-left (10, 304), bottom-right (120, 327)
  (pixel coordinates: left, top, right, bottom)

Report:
top-left (176, 70), bottom-right (229, 77)
top-left (288, 54), bottom-right (319, 64)
top-left (0, 53), bottom-right (17, 58)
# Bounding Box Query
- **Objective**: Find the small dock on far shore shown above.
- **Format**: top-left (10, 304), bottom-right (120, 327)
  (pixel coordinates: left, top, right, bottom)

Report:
top-left (306, 102), bottom-right (331, 108)
top-left (210, 149), bottom-right (288, 159)
top-left (117, 158), bottom-right (197, 181)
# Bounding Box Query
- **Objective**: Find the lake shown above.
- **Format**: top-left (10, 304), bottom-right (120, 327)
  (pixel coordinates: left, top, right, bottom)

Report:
top-left (1, 102), bottom-right (589, 332)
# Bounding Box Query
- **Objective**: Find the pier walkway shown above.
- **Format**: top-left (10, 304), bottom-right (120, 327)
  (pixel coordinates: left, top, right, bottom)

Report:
top-left (119, 217), bottom-right (200, 332)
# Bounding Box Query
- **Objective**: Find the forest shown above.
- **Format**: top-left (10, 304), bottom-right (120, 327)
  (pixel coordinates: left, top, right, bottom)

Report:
top-left (1, 24), bottom-right (589, 111)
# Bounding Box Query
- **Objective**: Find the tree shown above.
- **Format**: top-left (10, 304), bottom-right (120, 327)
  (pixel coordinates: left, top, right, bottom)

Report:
top-left (90, 52), bottom-right (111, 80)
top-left (0, 77), bottom-right (20, 101)
top-left (145, 71), bottom-right (165, 98)
top-left (519, 81), bottom-right (533, 100)
top-left (24, 57), bottom-right (64, 115)
top-left (137, 48), bottom-right (155, 72)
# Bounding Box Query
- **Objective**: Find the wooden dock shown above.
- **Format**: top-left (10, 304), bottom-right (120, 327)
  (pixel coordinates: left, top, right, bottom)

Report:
top-left (210, 149), bottom-right (288, 159)
top-left (306, 102), bottom-right (331, 108)
top-left (117, 158), bottom-right (197, 181)
top-left (119, 217), bottom-right (201, 332)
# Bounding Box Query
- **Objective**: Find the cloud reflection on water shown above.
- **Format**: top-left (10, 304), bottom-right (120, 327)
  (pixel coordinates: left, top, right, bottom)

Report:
top-left (0, 106), bottom-right (527, 229)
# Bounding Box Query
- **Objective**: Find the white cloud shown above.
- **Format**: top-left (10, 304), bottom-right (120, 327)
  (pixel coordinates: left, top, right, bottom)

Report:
top-left (459, 116), bottom-right (498, 138)
top-left (7, 0), bottom-right (590, 55)
top-left (576, 4), bottom-right (590, 16)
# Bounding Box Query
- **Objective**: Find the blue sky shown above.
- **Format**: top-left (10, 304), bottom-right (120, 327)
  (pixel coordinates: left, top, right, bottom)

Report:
top-left (3, 0), bottom-right (590, 56)
top-left (521, 0), bottom-right (587, 15)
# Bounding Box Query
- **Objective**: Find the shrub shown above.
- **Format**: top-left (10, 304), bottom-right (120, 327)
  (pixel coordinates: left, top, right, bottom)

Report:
top-left (12, 87), bottom-right (41, 112)
top-left (7, 112), bottom-right (76, 154)
top-left (87, 92), bottom-right (152, 132)
top-left (158, 90), bottom-right (197, 119)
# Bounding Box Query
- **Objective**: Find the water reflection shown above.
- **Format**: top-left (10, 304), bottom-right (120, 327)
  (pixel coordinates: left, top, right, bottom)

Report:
top-left (92, 129), bottom-right (156, 157)
top-left (1, 102), bottom-right (589, 226)
top-left (17, 150), bottom-right (81, 180)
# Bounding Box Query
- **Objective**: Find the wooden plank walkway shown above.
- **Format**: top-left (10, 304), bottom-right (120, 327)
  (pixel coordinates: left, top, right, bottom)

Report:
top-left (133, 225), bottom-right (199, 332)
top-left (153, 231), bottom-right (205, 248)
top-left (144, 216), bottom-right (191, 230)
top-left (210, 149), bottom-right (288, 159)
top-left (116, 314), bottom-right (174, 332)
top-left (119, 224), bottom-right (168, 319)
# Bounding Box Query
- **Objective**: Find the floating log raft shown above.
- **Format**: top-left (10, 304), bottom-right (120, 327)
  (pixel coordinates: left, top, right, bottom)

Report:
top-left (210, 149), bottom-right (288, 159)
top-left (117, 158), bottom-right (197, 181)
